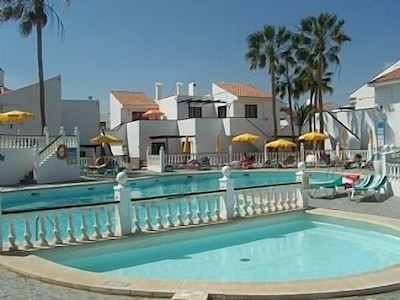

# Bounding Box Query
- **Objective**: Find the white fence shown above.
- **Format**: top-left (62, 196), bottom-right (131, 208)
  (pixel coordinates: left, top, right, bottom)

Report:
top-left (0, 170), bottom-right (306, 252)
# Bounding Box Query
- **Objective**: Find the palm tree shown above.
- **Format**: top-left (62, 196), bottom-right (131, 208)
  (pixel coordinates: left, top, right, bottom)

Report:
top-left (292, 102), bottom-right (313, 137)
top-left (275, 33), bottom-right (300, 141)
top-left (297, 12), bottom-right (350, 133)
top-left (246, 25), bottom-right (292, 139)
top-left (0, 0), bottom-right (69, 130)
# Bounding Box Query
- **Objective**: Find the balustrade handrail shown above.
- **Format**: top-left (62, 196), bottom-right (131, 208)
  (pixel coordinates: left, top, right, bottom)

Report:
top-left (3, 181), bottom-right (301, 215)
top-left (39, 134), bottom-right (63, 155)
top-left (3, 199), bottom-right (117, 215)
top-left (131, 181), bottom-right (299, 202)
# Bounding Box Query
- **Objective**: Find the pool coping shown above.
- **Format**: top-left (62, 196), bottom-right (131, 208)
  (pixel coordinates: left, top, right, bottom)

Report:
top-left (2, 208), bottom-right (400, 299)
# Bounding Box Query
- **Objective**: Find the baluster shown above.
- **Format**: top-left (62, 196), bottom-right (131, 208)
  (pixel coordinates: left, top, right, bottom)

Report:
top-left (105, 207), bottom-right (114, 237)
top-left (80, 211), bottom-right (90, 241)
top-left (133, 203), bottom-right (142, 233)
top-left (234, 193), bottom-right (241, 217)
top-left (195, 197), bottom-right (203, 224)
top-left (38, 214), bottom-right (48, 247)
top-left (259, 191), bottom-right (266, 214)
top-left (242, 193), bottom-right (249, 216)
top-left (249, 192), bottom-right (256, 215)
top-left (23, 216), bottom-right (33, 249)
top-left (53, 214), bottom-right (63, 244)
top-left (176, 200), bottom-right (184, 226)
top-left (67, 212), bottom-right (77, 243)
top-left (276, 190), bottom-right (284, 211)
top-left (93, 208), bottom-right (102, 239)
top-left (155, 202), bottom-right (164, 230)
top-left (295, 188), bottom-right (303, 208)
top-left (204, 197), bottom-right (212, 223)
top-left (283, 190), bottom-right (290, 210)
top-left (8, 217), bottom-right (18, 251)
top-left (186, 196), bottom-right (194, 225)
top-left (262, 189), bottom-right (271, 214)
top-left (269, 190), bottom-right (277, 212)
top-left (214, 197), bottom-right (221, 221)
top-left (144, 203), bottom-right (153, 230)
top-left (165, 200), bottom-right (174, 228)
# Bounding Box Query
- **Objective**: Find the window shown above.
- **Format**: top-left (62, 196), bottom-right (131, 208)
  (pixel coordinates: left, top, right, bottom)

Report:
top-left (245, 104), bottom-right (257, 118)
top-left (131, 112), bottom-right (148, 121)
top-left (188, 106), bottom-right (202, 118)
top-left (218, 106), bottom-right (227, 118)
top-left (151, 142), bottom-right (165, 155)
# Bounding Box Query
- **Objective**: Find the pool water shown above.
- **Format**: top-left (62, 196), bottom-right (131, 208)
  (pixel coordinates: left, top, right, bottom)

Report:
top-left (38, 212), bottom-right (400, 282)
top-left (2, 171), bottom-right (334, 211)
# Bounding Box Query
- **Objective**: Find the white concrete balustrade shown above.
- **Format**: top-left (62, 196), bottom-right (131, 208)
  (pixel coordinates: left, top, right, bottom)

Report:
top-left (0, 168), bottom-right (306, 252)
top-left (0, 135), bottom-right (46, 149)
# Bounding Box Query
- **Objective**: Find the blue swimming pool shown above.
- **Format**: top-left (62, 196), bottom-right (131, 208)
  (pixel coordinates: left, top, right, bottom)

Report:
top-left (1, 170), bottom-right (334, 211)
top-left (37, 212), bottom-right (400, 282)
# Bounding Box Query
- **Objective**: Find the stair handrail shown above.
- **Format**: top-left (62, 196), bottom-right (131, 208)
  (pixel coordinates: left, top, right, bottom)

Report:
top-left (39, 134), bottom-right (63, 155)
top-left (37, 134), bottom-right (64, 166)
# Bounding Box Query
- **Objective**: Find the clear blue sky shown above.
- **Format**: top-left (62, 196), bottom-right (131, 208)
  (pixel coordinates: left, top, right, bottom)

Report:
top-left (1, 0), bottom-right (400, 113)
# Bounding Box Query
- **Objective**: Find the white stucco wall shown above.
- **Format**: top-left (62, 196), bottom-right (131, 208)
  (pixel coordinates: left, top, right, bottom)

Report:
top-left (61, 99), bottom-right (100, 145)
top-left (126, 120), bottom-right (178, 159)
top-left (157, 96), bottom-right (178, 120)
top-left (321, 105), bottom-right (400, 150)
top-left (0, 76), bottom-right (62, 136)
top-left (374, 82), bottom-right (400, 106)
top-left (34, 151), bottom-right (80, 184)
top-left (0, 148), bottom-right (34, 185)
top-left (109, 94), bottom-right (122, 129)
top-left (351, 60), bottom-right (400, 109)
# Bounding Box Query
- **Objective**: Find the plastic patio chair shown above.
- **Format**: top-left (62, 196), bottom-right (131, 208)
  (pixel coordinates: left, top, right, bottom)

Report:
top-left (348, 175), bottom-right (387, 202)
top-left (308, 176), bottom-right (344, 199)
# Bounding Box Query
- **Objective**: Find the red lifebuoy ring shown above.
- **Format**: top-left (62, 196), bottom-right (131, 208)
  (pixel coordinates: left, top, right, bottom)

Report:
top-left (56, 144), bottom-right (68, 159)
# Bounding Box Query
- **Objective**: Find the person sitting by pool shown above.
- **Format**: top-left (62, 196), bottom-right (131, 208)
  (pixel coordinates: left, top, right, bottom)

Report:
top-left (344, 153), bottom-right (362, 169)
top-left (242, 155), bottom-right (256, 168)
top-left (231, 152), bottom-right (249, 168)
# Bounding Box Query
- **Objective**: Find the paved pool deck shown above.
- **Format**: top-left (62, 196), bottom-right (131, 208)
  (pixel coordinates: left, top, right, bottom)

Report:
top-left (1, 170), bottom-right (400, 299)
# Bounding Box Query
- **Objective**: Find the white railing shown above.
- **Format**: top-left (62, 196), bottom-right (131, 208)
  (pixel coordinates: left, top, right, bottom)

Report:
top-left (234, 184), bottom-right (303, 217)
top-left (387, 162), bottom-right (400, 182)
top-left (3, 202), bottom-right (117, 251)
top-left (1, 169), bottom-right (306, 252)
top-left (0, 135), bottom-right (46, 149)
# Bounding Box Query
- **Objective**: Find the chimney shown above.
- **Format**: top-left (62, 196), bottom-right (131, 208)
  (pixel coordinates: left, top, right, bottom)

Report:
top-left (0, 68), bottom-right (4, 87)
top-left (188, 82), bottom-right (196, 96)
top-left (176, 82), bottom-right (184, 95)
top-left (88, 95), bottom-right (93, 100)
top-left (155, 82), bottom-right (162, 100)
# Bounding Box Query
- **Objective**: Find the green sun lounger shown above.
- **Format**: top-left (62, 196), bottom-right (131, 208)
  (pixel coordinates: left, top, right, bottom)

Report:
top-left (348, 175), bottom-right (387, 202)
top-left (308, 176), bottom-right (344, 198)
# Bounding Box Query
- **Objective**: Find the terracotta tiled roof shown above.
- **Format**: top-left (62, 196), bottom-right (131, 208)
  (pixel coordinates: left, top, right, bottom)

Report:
top-left (111, 91), bottom-right (158, 107)
top-left (215, 81), bottom-right (271, 98)
top-left (370, 68), bottom-right (400, 84)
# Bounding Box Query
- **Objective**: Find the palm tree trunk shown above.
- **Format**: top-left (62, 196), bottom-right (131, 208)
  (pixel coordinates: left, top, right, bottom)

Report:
top-left (271, 68), bottom-right (278, 139)
top-left (308, 90), bottom-right (313, 132)
top-left (288, 89), bottom-right (295, 141)
top-left (36, 0), bottom-right (46, 130)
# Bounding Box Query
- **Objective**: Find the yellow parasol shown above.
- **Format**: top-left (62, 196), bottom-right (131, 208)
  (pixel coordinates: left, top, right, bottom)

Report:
top-left (143, 109), bottom-right (164, 118)
top-left (182, 136), bottom-right (191, 153)
top-left (0, 109), bottom-right (34, 132)
top-left (232, 133), bottom-right (260, 143)
top-left (1, 109), bottom-right (34, 121)
top-left (298, 131), bottom-right (328, 142)
top-left (266, 139), bottom-right (296, 148)
top-left (90, 134), bottom-right (121, 144)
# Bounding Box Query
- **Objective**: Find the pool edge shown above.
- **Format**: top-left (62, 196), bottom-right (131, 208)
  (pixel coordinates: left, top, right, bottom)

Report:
top-left (1, 208), bottom-right (400, 299)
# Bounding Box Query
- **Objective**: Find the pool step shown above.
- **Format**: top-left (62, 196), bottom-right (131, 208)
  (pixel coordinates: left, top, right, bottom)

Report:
top-left (172, 290), bottom-right (208, 300)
